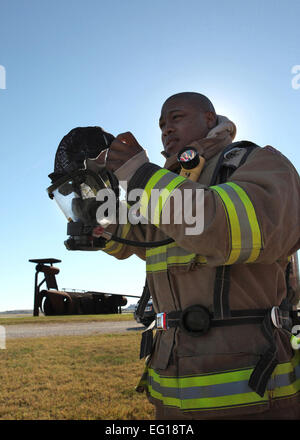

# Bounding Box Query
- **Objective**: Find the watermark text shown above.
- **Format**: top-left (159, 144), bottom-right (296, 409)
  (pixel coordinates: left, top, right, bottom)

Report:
top-left (95, 183), bottom-right (204, 235)
top-left (0, 326), bottom-right (6, 349)
top-left (291, 65), bottom-right (300, 90)
top-left (0, 65), bottom-right (6, 90)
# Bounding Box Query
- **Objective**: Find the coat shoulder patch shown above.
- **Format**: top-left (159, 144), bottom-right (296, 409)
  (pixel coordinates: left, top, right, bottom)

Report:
top-left (263, 145), bottom-right (284, 157)
top-left (223, 147), bottom-right (247, 168)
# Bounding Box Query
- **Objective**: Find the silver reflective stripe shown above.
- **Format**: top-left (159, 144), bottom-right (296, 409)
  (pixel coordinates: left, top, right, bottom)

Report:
top-left (145, 355), bottom-right (300, 410)
top-left (144, 172), bottom-right (176, 221)
top-left (104, 222), bottom-right (131, 255)
top-left (222, 183), bottom-right (253, 263)
top-left (149, 374), bottom-right (254, 399)
top-left (211, 182), bottom-right (262, 264)
top-left (146, 242), bottom-right (197, 272)
top-left (167, 243), bottom-right (193, 258)
top-left (275, 364), bottom-right (300, 387)
top-left (147, 251), bottom-right (167, 266)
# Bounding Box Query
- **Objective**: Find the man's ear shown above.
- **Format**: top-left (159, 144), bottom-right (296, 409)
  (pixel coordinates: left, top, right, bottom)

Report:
top-left (205, 112), bottom-right (217, 129)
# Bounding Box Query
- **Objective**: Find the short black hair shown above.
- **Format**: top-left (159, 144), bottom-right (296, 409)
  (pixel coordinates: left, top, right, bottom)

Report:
top-left (163, 92), bottom-right (216, 114)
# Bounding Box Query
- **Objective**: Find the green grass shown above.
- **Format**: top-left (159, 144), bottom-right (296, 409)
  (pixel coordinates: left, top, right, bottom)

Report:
top-left (0, 332), bottom-right (154, 420)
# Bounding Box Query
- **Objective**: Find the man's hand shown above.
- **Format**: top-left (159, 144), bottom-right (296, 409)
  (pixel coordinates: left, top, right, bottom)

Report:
top-left (105, 132), bottom-right (144, 172)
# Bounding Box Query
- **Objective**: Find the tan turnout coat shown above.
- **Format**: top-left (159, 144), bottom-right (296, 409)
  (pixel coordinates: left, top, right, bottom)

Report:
top-left (102, 136), bottom-right (300, 418)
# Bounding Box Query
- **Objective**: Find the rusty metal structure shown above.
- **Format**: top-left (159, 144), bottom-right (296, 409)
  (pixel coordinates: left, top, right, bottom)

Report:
top-left (29, 258), bottom-right (137, 316)
top-left (29, 253), bottom-right (299, 317)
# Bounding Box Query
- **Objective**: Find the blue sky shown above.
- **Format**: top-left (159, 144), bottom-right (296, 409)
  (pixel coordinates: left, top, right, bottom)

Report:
top-left (0, 0), bottom-right (299, 311)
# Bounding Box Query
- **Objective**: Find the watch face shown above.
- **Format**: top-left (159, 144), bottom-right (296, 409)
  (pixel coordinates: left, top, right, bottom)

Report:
top-left (179, 148), bottom-right (197, 163)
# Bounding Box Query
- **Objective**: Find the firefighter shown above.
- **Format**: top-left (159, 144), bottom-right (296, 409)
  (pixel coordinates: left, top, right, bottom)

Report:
top-left (95, 92), bottom-right (300, 419)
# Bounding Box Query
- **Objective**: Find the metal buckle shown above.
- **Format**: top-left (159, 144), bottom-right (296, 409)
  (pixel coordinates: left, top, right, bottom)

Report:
top-left (271, 306), bottom-right (293, 331)
top-left (180, 305), bottom-right (211, 336)
top-left (271, 306), bottom-right (282, 329)
top-left (156, 312), bottom-right (167, 330)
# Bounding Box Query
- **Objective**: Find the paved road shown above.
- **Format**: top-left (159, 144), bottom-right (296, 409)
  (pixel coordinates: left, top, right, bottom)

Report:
top-left (3, 321), bottom-right (144, 339)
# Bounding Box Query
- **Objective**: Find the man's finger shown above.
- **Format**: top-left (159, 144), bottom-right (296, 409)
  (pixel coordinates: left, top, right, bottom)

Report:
top-left (110, 138), bottom-right (130, 152)
top-left (116, 132), bottom-right (141, 147)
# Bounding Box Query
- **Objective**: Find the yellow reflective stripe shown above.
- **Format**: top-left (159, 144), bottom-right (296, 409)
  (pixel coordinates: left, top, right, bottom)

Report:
top-left (146, 245), bottom-right (167, 273)
top-left (146, 243), bottom-right (207, 272)
top-left (211, 185), bottom-right (241, 264)
top-left (143, 352), bottom-right (300, 411)
top-left (140, 169), bottom-right (186, 224)
top-left (104, 239), bottom-right (116, 251)
top-left (149, 364), bottom-right (252, 388)
top-left (152, 175), bottom-right (186, 226)
top-left (146, 245), bottom-right (166, 257)
top-left (273, 379), bottom-right (300, 399)
top-left (272, 351), bottom-right (300, 398)
top-left (148, 384), bottom-right (266, 411)
top-left (105, 241), bottom-right (123, 255)
top-left (277, 350), bottom-right (300, 373)
top-left (146, 261), bottom-right (167, 273)
top-left (104, 240), bottom-right (116, 251)
top-left (104, 221), bottom-right (131, 255)
top-left (146, 255), bottom-right (206, 272)
top-left (211, 182), bottom-right (262, 264)
top-left (167, 254), bottom-right (195, 265)
top-left (196, 255), bottom-right (207, 264)
top-left (148, 387), bottom-right (180, 408)
top-left (168, 242), bottom-right (207, 265)
top-left (146, 246), bottom-right (194, 272)
top-left (147, 367), bottom-right (267, 410)
top-left (226, 182), bottom-right (262, 263)
top-left (140, 169), bottom-right (169, 218)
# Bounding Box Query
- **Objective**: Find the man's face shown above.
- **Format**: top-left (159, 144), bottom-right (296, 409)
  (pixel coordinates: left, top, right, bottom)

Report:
top-left (159, 97), bottom-right (213, 156)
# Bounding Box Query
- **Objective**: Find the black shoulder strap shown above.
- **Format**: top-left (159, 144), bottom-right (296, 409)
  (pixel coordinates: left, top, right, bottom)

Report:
top-left (212, 141), bottom-right (259, 319)
top-left (209, 140), bottom-right (258, 186)
top-left (135, 280), bottom-right (151, 322)
top-left (139, 141), bottom-right (260, 322)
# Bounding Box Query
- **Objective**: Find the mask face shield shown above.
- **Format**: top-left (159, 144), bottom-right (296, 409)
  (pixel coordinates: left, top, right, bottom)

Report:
top-left (47, 169), bottom-right (109, 250)
top-left (50, 184), bottom-right (81, 222)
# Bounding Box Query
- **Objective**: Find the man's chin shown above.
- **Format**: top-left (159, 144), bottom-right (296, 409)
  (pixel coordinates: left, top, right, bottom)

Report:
top-left (165, 143), bottom-right (183, 157)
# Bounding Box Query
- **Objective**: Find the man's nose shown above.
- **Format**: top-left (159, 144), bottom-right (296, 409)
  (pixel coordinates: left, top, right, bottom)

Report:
top-left (162, 122), bottom-right (175, 138)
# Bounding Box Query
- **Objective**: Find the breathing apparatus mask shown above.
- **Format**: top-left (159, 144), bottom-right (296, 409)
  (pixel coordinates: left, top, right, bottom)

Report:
top-left (47, 126), bottom-right (120, 250)
top-left (47, 127), bottom-right (204, 251)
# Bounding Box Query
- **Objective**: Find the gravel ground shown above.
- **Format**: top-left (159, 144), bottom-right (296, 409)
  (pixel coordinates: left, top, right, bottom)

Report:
top-left (3, 321), bottom-right (144, 339)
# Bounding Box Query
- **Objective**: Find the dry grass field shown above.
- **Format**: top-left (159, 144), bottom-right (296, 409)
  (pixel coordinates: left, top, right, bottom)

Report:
top-left (0, 328), bottom-right (155, 420)
top-left (0, 313), bottom-right (134, 326)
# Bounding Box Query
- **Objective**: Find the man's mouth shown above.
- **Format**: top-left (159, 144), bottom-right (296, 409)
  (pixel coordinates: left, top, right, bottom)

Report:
top-left (166, 136), bottom-right (178, 146)
top-left (164, 138), bottom-right (182, 156)
top-left (165, 137), bottom-right (179, 152)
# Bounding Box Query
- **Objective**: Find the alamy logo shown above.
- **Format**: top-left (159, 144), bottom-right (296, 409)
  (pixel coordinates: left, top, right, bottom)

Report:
top-left (0, 65), bottom-right (6, 89)
top-left (291, 65), bottom-right (300, 90)
top-left (96, 183), bottom-right (205, 235)
top-left (0, 326), bottom-right (6, 349)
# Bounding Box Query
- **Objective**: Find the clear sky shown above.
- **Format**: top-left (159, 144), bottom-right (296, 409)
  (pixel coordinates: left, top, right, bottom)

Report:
top-left (0, 0), bottom-right (299, 311)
